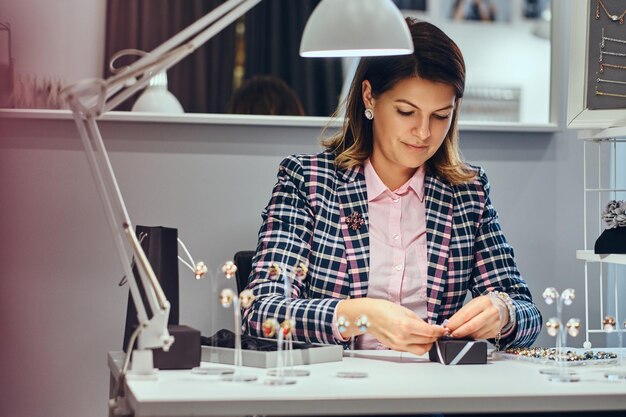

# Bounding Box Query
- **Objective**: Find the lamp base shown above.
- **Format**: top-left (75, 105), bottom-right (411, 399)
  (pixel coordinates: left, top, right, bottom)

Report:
top-left (153, 325), bottom-right (201, 370)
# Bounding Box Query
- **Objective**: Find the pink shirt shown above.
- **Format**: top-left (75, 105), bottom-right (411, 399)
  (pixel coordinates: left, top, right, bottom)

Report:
top-left (355, 160), bottom-right (428, 349)
top-left (331, 160), bottom-right (514, 346)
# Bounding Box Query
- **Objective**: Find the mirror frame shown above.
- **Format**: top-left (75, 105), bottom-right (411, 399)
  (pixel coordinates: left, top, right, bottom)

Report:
top-left (0, 0), bottom-right (564, 133)
top-left (567, 0), bottom-right (626, 129)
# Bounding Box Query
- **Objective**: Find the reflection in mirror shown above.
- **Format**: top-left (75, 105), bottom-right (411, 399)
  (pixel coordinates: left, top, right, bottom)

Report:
top-left (104, 0), bottom-right (552, 124)
top-left (105, 0), bottom-right (343, 117)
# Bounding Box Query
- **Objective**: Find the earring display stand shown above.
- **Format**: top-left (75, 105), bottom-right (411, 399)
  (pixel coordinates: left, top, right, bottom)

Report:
top-left (267, 267), bottom-right (309, 379)
top-left (220, 296), bottom-right (258, 382)
top-left (191, 265), bottom-right (235, 376)
top-left (604, 295), bottom-right (626, 380)
top-left (539, 288), bottom-right (581, 383)
top-left (217, 279), bottom-right (257, 383)
top-left (264, 325), bottom-right (296, 385)
top-left (335, 315), bottom-right (368, 379)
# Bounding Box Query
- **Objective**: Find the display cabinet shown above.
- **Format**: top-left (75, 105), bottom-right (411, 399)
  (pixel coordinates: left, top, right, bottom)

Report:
top-left (576, 128), bottom-right (626, 349)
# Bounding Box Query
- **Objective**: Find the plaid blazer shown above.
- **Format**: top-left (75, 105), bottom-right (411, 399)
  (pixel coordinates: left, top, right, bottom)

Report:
top-left (242, 152), bottom-right (541, 349)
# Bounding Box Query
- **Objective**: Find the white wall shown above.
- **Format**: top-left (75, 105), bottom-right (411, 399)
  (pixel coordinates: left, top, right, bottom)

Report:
top-left (0, 0), bottom-right (106, 83)
top-left (0, 113), bottom-right (596, 417)
top-left (0, 2), bottom-right (604, 417)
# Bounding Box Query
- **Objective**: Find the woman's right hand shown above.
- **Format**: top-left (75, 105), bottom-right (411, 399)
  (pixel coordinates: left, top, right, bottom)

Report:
top-left (336, 298), bottom-right (446, 355)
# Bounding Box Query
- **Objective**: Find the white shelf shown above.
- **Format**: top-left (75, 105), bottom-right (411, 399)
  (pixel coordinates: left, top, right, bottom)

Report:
top-left (576, 250), bottom-right (626, 265)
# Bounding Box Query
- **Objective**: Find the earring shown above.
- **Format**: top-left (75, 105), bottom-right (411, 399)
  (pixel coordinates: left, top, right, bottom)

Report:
top-left (545, 317), bottom-right (560, 337)
top-left (566, 318), bottom-right (581, 337)
top-left (364, 108), bottom-right (374, 120)
top-left (542, 287), bottom-right (558, 305)
top-left (356, 315), bottom-right (370, 332)
top-left (561, 288), bottom-right (575, 306)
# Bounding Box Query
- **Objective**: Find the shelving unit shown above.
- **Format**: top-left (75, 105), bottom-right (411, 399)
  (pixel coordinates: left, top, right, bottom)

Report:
top-left (577, 130), bottom-right (625, 349)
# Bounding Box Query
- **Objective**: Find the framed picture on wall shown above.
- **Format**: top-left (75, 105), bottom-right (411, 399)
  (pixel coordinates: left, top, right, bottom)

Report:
top-left (568, 0), bottom-right (626, 129)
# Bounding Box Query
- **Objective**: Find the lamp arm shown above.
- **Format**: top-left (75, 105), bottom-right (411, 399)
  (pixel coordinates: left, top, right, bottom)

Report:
top-left (69, 110), bottom-right (172, 351)
top-left (62, 0), bottom-right (263, 354)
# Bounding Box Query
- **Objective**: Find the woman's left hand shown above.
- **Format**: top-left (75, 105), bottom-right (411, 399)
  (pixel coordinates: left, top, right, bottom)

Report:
top-left (444, 295), bottom-right (502, 339)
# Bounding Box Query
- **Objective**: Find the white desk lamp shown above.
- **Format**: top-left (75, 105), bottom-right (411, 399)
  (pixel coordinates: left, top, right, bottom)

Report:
top-left (61, 0), bottom-right (411, 412)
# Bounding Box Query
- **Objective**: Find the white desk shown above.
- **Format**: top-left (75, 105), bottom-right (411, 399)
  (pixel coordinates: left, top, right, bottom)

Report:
top-left (108, 350), bottom-right (626, 416)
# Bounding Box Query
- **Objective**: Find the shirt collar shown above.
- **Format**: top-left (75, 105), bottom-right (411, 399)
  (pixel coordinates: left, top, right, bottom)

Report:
top-left (364, 159), bottom-right (425, 202)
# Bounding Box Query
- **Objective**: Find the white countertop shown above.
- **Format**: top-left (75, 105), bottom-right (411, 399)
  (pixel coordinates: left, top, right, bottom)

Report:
top-left (108, 349), bottom-right (626, 416)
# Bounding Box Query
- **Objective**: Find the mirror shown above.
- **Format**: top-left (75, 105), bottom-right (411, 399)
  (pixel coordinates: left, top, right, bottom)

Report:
top-left (103, 0), bottom-right (553, 125)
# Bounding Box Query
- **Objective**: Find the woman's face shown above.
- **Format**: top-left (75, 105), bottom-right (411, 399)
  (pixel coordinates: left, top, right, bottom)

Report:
top-left (362, 76), bottom-right (456, 188)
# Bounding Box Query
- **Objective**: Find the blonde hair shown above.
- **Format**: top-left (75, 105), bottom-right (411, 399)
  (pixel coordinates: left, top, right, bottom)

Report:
top-left (323, 19), bottom-right (476, 186)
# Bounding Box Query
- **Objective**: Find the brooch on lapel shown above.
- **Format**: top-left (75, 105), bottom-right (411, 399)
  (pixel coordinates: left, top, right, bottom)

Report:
top-left (345, 211), bottom-right (365, 231)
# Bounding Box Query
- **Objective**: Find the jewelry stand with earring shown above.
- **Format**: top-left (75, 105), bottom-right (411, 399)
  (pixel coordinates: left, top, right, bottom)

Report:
top-left (266, 263), bottom-right (311, 379)
top-left (261, 316), bottom-right (297, 386)
top-left (218, 262), bottom-right (258, 382)
top-left (262, 263), bottom-right (298, 385)
top-left (178, 245), bottom-right (235, 376)
top-left (539, 287), bottom-right (581, 383)
top-left (335, 314), bottom-right (370, 379)
top-left (603, 301), bottom-right (626, 380)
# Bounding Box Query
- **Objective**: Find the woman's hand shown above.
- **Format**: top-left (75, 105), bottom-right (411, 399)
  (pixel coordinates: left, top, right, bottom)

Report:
top-left (337, 298), bottom-right (446, 355)
top-left (444, 295), bottom-right (503, 340)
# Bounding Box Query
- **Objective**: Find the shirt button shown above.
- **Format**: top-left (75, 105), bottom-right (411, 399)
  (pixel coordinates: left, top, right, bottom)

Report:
top-left (395, 264), bottom-right (403, 271)
top-left (393, 198), bottom-right (400, 203)
top-left (393, 234), bottom-right (400, 240)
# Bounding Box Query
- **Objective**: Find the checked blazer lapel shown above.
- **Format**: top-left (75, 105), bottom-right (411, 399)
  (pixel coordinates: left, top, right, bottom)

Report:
top-left (336, 165), bottom-right (370, 299)
top-left (424, 174), bottom-right (453, 325)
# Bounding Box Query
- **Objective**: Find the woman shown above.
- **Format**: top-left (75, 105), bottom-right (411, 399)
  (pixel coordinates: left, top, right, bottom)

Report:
top-left (242, 18), bottom-right (541, 355)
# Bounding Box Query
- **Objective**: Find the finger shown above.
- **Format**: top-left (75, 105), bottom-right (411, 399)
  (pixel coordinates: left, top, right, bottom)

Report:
top-left (445, 296), bottom-right (495, 332)
top-left (408, 322), bottom-right (447, 340)
top-left (383, 324), bottom-right (444, 346)
top-left (445, 302), bottom-right (484, 331)
top-left (450, 310), bottom-right (494, 338)
top-left (404, 342), bottom-right (434, 356)
top-left (473, 328), bottom-right (497, 340)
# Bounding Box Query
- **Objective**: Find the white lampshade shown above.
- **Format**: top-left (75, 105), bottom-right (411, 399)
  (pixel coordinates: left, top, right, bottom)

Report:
top-left (132, 71), bottom-right (184, 113)
top-left (300, 0), bottom-right (413, 58)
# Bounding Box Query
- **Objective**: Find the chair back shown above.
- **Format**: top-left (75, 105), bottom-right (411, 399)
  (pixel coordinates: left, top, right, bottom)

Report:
top-left (233, 250), bottom-right (255, 293)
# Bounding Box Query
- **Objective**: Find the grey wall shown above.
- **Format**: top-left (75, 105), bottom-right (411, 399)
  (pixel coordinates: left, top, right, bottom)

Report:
top-left (0, 114), bottom-right (594, 417)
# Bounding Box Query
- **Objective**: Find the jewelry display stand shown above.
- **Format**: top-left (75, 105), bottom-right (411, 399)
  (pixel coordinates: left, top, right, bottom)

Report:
top-left (539, 288), bottom-right (581, 383)
top-left (575, 132), bottom-right (625, 380)
top-left (263, 324), bottom-right (296, 385)
top-left (266, 266), bottom-right (310, 379)
top-left (218, 262), bottom-right (258, 382)
top-left (190, 264), bottom-right (235, 375)
top-left (576, 134), bottom-right (625, 350)
top-left (186, 259), bottom-right (235, 376)
top-left (334, 315), bottom-right (369, 379)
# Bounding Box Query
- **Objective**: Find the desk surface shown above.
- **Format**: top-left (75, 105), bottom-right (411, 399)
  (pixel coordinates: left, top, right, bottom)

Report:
top-left (109, 350), bottom-right (626, 416)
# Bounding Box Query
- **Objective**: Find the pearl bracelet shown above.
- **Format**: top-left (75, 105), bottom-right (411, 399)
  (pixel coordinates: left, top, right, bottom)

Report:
top-left (488, 290), bottom-right (516, 332)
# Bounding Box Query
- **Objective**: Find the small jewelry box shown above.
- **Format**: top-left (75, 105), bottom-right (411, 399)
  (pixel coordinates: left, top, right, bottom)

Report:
top-left (428, 337), bottom-right (487, 365)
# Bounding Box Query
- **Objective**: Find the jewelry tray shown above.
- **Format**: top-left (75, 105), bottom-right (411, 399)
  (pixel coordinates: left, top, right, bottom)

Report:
top-left (493, 348), bottom-right (620, 368)
top-left (201, 343), bottom-right (344, 368)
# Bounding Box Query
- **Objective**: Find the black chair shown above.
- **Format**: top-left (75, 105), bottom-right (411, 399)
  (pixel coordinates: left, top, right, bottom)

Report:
top-left (233, 250), bottom-right (255, 293)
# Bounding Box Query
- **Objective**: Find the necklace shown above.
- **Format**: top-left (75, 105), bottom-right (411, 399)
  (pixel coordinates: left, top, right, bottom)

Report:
top-left (596, 0), bottom-right (626, 24)
top-left (599, 49), bottom-right (626, 62)
top-left (596, 86), bottom-right (626, 98)
top-left (597, 77), bottom-right (626, 85)
top-left (600, 62), bottom-right (626, 73)
top-left (601, 28), bottom-right (626, 48)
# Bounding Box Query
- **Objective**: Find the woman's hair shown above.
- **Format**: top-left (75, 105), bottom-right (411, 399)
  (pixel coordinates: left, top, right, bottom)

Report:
top-left (228, 75), bottom-right (305, 116)
top-left (323, 18), bottom-right (476, 185)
